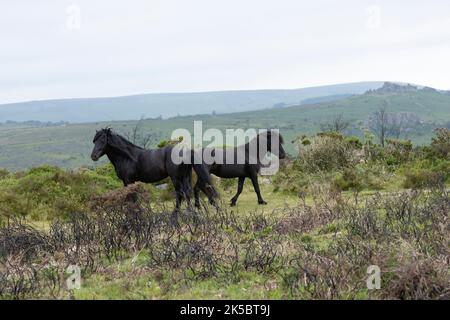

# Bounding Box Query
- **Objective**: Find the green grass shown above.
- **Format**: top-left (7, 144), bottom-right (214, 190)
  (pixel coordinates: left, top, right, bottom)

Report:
top-left (74, 266), bottom-right (283, 300)
top-left (68, 186), bottom-right (315, 301)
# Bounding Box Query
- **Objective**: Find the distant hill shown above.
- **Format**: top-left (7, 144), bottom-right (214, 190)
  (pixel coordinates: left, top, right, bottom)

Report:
top-left (0, 82), bottom-right (383, 123)
top-left (1, 82), bottom-right (449, 170)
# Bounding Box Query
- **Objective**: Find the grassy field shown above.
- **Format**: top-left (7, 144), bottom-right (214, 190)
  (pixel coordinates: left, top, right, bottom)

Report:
top-left (73, 184), bottom-right (301, 300)
top-left (2, 181), bottom-right (448, 300)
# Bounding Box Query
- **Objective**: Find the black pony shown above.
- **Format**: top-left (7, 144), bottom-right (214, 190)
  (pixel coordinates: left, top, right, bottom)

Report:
top-left (194, 130), bottom-right (286, 207)
top-left (91, 128), bottom-right (216, 210)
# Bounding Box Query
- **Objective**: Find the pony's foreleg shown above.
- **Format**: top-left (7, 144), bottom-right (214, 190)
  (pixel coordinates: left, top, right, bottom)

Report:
top-left (230, 177), bottom-right (245, 206)
top-left (249, 174), bottom-right (267, 205)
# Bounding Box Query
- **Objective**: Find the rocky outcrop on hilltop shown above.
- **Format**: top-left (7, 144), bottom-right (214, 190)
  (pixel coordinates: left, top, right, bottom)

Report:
top-left (367, 82), bottom-right (441, 95)
top-left (368, 82), bottom-right (418, 94)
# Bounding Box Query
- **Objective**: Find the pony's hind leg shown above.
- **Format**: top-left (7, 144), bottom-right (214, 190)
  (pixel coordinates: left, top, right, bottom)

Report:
top-left (183, 184), bottom-right (192, 209)
top-left (230, 177), bottom-right (245, 206)
top-left (171, 173), bottom-right (193, 216)
top-left (170, 177), bottom-right (183, 212)
top-left (249, 174), bottom-right (267, 205)
top-left (168, 179), bottom-right (182, 226)
top-left (180, 171), bottom-right (193, 209)
top-left (194, 181), bottom-right (201, 208)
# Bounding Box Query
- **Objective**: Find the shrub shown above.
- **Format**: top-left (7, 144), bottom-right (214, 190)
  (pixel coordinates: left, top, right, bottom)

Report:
top-left (0, 169), bottom-right (9, 179)
top-left (333, 169), bottom-right (365, 192)
top-left (345, 136), bottom-right (363, 149)
top-left (271, 163), bottom-right (311, 194)
top-left (430, 128), bottom-right (450, 158)
top-left (0, 191), bottom-right (31, 220)
top-left (385, 139), bottom-right (413, 166)
top-left (332, 165), bottom-right (384, 192)
top-left (0, 165), bottom-right (122, 221)
top-left (294, 133), bottom-right (360, 172)
top-left (403, 169), bottom-right (445, 189)
top-left (157, 136), bottom-right (183, 148)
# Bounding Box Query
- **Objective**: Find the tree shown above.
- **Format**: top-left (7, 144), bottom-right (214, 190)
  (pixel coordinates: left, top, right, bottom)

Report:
top-left (124, 117), bottom-right (159, 148)
top-left (320, 113), bottom-right (351, 133)
top-left (369, 106), bottom-right (389, 147)
top-left (369, 105), bottom-right (421, 145)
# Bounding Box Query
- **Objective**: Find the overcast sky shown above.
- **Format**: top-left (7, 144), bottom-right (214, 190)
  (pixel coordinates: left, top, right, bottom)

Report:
top-left (1, 0), bottom-right (450, 104)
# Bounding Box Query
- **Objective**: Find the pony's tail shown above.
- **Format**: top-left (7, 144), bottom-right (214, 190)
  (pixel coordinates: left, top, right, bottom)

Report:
top-left (190, 149), bottom-right (218, 201)
top-left (192, 163), bottom-right (218, 201)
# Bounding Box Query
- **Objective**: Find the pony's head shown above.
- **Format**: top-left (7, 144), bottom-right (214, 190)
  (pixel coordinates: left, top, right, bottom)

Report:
top-left (91, 128), bottom-right (111, 161)
top-left (262, 129), bottom-right (286, 159)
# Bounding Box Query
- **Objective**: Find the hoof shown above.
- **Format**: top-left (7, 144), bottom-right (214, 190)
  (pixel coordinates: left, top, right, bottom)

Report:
top-left (258, 200), bottom-right (268, 205)
top-left (230, 201), bottom-right (237, 207)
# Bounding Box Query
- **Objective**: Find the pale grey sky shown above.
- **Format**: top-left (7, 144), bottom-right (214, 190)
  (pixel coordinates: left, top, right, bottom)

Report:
top-left (1, 0), bottom-right (450, 104)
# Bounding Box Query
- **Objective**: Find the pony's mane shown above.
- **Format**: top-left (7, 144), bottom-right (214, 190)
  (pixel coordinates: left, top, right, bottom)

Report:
top-left (96, 128), bottom-right (144, 161)
top-left (109, 131), bottom-right (144, 150)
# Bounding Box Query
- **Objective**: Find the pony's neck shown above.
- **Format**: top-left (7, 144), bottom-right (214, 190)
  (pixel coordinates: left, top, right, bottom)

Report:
top-left (244, 139), bottom-right (265, 164)
top-left (105, 146), bottom-right (137, 184)
top-left (106, 149), bottom-right (131, 166)
top-left (105, 134), bottom-right (141, 165)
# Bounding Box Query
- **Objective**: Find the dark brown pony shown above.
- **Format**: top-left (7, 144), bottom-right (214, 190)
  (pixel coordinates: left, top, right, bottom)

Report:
top-left (91, 128), bottom-right (217, 210)
top-left (194, 130), bottom-right (286, 207)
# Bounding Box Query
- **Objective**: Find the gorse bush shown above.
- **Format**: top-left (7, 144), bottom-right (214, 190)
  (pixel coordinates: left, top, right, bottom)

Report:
top-left (0, 169), bottom-right (8, 180)
top-left (401, 157), bottom-right (450, 189)
top-left (430, 128), bottom-right (450, 158)
top-left (332, 166), bottom-right (383, 192)
top-left (403, 169), bottom-right (445, 189)
top-left (384, 139), bottom-right (413, 166)
top-left (294, 132), bottom-right (361, 172)
top-left (0, 165), bottom-right (122, 221)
